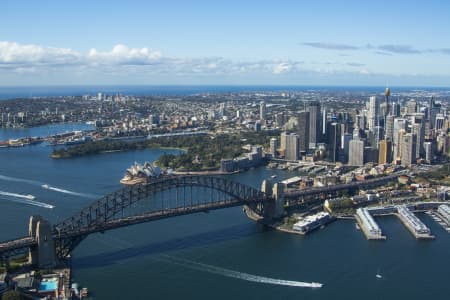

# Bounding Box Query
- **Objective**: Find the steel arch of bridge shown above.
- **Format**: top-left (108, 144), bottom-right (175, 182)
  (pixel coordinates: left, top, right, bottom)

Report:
top-left (53, 175), bottom-right (271, 256)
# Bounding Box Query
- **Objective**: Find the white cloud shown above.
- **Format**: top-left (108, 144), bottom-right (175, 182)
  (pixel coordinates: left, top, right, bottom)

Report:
top-left (0, 41), bottom-right (306, 78)
top-left (272, 62), bottom-right (291, 74)
top-left (87, 44), bottom-right (162, 65)
top-left (4, 41), bottom-right (447, 85)
top-left (0, 41), bottom-right (80, 65)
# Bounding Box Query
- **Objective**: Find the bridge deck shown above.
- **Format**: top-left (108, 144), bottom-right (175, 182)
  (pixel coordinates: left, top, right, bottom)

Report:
top-left (58, 199), bottom-right (244, 238)
top-left (0, 237), bottom-right (36, 256)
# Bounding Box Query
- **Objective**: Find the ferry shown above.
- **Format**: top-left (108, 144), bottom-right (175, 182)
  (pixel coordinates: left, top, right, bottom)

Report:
top-left (120, 161), bottom-right (162, 185)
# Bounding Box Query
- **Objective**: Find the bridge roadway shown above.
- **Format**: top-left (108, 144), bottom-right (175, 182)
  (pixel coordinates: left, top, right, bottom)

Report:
top-left (283, 174), bottom-right (399, 198)
top-left (0, 237), bottom-right (36, 256)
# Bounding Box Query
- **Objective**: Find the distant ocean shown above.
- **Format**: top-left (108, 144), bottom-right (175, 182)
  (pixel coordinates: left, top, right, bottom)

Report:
top-left (0, 85), bottom-right (448, 100)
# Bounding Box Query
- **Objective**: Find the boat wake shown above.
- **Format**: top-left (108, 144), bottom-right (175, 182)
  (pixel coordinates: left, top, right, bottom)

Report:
top-left (0, 174), bottom-right (43, 185)
top-left (0, 174), bottom-right (98, 199)
top-left (0, 193), bottom-right (54, 209)
top-left (41, 184), bottom-right (98, 199)
top-left (0, 190), bottom-right (35, 200)
top-left (159, 255), bottom-right (323, 288)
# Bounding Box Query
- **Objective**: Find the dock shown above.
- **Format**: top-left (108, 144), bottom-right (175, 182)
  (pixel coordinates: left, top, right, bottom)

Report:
top-left (427, 204), bottom-right (450, 232)
top-left (396, 205), bottom-right (434, 239)
top-left (355, 208), bottom-right (386, 240)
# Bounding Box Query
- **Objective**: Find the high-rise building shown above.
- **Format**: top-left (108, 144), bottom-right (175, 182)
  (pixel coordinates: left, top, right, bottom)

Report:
top-left (435, 114), bottom-right (445, 131)
top-left (378, 140), bottom-right (392, 164)
top-left (401, 133), bottom-right (417, 167)
top-left (275, 112), bottom-right (285, 128)
top-left (424, 142), bottom-right (432, 163)
top-left (259, 101), bottom-right (266, 120)
top-left (219, 103), bottom-right (226, 117)
top-left (368, 96), bottom-right (380, 131)
top-left (280, 132), bottom-right (288, 151)
top-left (406, 100), bottom-right (417, 114)
top-left (307, 102), bottom-right (321, 149)
top-left (349, 139), bottom-right (364, 166)
top-left (384, 87), bottom-right (391, 115)
top-left (269, 138), bottom-right (278, 158)
top-left (427, 97), bottom-right (441, 129)
top-left (322, 108), bottom-right (327, 135)
top-left (385, 114), bottom-right (394, 141)
top-left (327, 122), bottom-right (340, 162)
top-left (297, 111), bottom-right (310, 152)
top-left (412, 120), bottom-right (425, 159)
top-left (341, 133), bottom-right (353, 163)
top-left (392, 101), bottom-right (401, 117)
top-left (285, 133), bottom-right (299, 161)
top-left (393, 118), bottom-right (407, 159)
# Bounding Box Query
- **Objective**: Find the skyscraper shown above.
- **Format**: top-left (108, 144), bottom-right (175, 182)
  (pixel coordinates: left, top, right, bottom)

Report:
top-left (406, 100), bottom-right (417, 114)
top-left (307, 102), bottom-right (321, 149)
top-left (412, 119), bottom-right (425, 159)
top-left (259, 101), bottom-right (266, 120)
top-left (392, 101), bottom-right (401, 117)
top-left (285, 133), bottom-right (299, 161)
top-left (341, 133), bottom-right (353, 163)
top-left (368, 96), bottom-right (379, 131)
top-left (349, 139), bottom-right (364, 166)
top-left (424, 142), bottom-right (432, 163)
top-left (280, 132), bottom-right (288, 151)
top-left (378, 140), bottom-right (392, 164)
top-left (297, 111), bottom-right (310, 152)
top-left (269, 137), bottom-right (278, 158)
top-left (401, 133), bottom-right (417, 167)
top-left (384, 87), bottom-right (391, 115)
top-left (385, 114), bottom-right (394, 141)
top-left (327, 122), bottom-right (340, 162)
top-left (275, 112), bottom-right (285, 128)
top-left (393, 118), bottom-right (407, 159)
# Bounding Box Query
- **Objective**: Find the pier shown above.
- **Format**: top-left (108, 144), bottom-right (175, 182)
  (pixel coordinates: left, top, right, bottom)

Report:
top-left (396, 205), bottom-right (434, 239)
top-left (355, 208), bottom-right (386, 240)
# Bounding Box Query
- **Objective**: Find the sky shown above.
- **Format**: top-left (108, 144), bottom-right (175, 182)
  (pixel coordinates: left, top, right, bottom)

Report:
top-left (1, 0), bottom-right (450, 86)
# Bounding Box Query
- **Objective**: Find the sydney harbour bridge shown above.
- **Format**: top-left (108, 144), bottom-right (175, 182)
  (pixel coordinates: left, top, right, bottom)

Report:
top-left (0, 174), bottom-right (396, 268)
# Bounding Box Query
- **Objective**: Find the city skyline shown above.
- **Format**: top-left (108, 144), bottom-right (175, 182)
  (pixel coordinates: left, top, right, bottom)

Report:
top-left (2, 0), bottom-right (450, 86)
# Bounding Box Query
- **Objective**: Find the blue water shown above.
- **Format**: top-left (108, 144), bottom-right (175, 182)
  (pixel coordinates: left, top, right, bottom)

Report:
top-left (1, 85), bottom-right (449, 100)
top-left (0, 123), bottom-right (449, 299)
top-left (39, 280), bottom-right (58, 291)
top-left (0, 123), bottom-right (94, 140)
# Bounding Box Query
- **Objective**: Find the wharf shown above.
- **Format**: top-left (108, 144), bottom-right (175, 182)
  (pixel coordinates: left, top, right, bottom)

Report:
top-left (355, 209), bottom-right (386, 240)
top-left (396, 206), bottom-right (434, 239)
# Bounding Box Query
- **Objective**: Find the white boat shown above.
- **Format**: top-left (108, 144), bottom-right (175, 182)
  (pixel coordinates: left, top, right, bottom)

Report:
top-left (310, 282), bottom-right (323, 288)
top-left (376, 274), bottom-right (382, 279)
top-left (270, 175), bottom-right (277, 179)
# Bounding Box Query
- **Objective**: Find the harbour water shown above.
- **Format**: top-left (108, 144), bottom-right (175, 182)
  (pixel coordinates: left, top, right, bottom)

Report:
top-left (0, 124), bottom-right (449, 299)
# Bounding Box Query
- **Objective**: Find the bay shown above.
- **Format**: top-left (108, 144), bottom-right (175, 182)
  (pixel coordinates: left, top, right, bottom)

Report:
top-left (0, 123), bottom-right (449, 299)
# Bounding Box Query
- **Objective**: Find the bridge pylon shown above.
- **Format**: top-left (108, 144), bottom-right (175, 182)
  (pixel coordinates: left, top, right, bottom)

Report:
top-left (260, 180), bottom-right (285, 221)
top-left (28, 215), bottom-right (57, 269)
